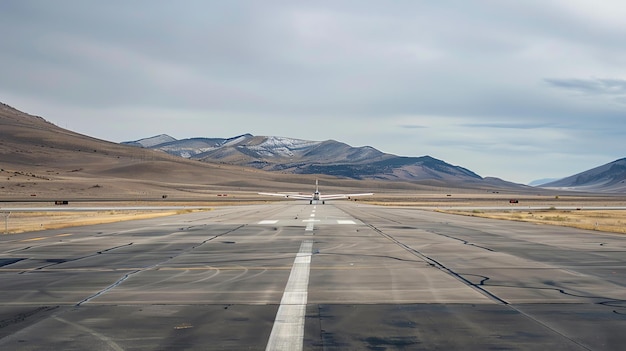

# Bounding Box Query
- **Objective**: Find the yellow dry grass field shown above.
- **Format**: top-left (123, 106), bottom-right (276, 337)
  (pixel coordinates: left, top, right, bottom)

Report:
top-left (439, 209), bottom-right (626, 235)
top-left (0, 209), bottom-right (205, 234)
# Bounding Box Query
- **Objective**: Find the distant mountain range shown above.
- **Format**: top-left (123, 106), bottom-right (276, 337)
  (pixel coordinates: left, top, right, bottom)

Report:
top-left (541, 158), bottom-right (626, 192)
top-left (123, 134), bottom-right (485, 182)
top-left (0, 102), bottom-right (331, 199)
top-left (0, 101), bottom-right (530, 199)
top-left (2, 100), bottom-right (623, 193)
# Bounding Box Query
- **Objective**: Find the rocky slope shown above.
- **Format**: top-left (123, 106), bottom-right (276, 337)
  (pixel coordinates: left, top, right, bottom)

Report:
top-left (542, 158), bottom-right (626, 192)
top-left (125, 134), bottom-right (483, 182)
top-left (0, 102), bottom-right (296, 199)
top-left (0, 101), bottom-right (532, 200)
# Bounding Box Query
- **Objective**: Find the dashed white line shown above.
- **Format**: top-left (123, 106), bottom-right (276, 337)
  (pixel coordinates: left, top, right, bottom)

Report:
top-left (337, 220), bottom-right (356, 224)
top-left (259, 220), bottom-right (279, 224)
top-left (265, 240), bottom-right (313, 351)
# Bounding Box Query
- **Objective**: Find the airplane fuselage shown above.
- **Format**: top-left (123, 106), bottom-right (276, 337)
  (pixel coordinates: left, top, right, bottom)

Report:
top-left (311, 191), bottom-right (325, 204)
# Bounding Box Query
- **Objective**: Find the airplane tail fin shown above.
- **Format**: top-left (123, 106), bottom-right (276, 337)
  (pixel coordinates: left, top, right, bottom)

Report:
top-left (315, 179), bottom-right (319, 193)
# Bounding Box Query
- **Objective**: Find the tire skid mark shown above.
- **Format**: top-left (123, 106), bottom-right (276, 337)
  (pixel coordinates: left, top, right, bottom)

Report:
top-left (54, 316), bottom-right (124, 351)
top-left (19, 243), bottom-right (134, 274)
top-left (341, 204), bottom-right (598, 351)
top-left (75, 224), bottom-right (245, 306)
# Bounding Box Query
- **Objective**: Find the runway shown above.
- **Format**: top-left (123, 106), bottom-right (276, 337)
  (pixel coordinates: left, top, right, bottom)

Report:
top-left (0, 202), bottom-right (624, 350)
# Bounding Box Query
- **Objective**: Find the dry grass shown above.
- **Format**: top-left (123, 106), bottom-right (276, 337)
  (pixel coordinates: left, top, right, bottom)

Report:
top-left (2, 201), bottom-right (625, 236)
top-left (0, 209), bottom-right (207, 234)
top-left (439, 209), bottom-right (626, 234)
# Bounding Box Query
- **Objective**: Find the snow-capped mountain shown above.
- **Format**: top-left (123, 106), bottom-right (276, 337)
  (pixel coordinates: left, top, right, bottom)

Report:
top-left (123, 134), bottom-right (483, 182)
top-left (123, 134), bottom-right (254, 159)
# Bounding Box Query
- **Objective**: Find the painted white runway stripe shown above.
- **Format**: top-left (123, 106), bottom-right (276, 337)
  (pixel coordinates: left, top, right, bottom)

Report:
top-left (337, 220), bottom-right (356, 224)
top-left (259, 220), bottom-right (279, 224)
top-left (266, 240), bottom-right (313, 351)
top-left (305, 223), bottom-right (314, 231)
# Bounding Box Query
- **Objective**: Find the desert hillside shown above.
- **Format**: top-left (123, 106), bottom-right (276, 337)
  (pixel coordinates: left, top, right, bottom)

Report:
top-left (0, 102), bottom-right (308, 200)
top-left (542, 158), bottom-right (626, 193)
top-left (0, 102), bottom-right (541, 201)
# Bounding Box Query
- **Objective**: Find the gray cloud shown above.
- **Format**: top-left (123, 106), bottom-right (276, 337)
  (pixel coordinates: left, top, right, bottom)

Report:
top-left (462, 122), bottom-right (556, 129)
top-left (399, 125), bottom-right (427, 129)
top-left (545, 78), bottom-right (626, 99)
top-left (1, 1), bottom-right (625, 183)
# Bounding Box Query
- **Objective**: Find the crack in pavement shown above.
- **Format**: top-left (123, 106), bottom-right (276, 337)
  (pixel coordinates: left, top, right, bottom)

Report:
top-left (75, 224), bottom-right (245, 306)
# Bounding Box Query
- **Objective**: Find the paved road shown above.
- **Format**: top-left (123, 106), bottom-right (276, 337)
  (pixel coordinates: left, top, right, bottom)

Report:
top-left (0, 202), bottom-right (624, 350)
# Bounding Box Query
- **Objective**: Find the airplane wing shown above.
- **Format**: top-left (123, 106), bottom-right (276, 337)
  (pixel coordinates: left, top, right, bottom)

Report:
top-left (319, 193), bottom-right (374, 200)
top-left (259, 179), bottom-right (373, 202)
top-left (258, 192), bottom-right (313, 200)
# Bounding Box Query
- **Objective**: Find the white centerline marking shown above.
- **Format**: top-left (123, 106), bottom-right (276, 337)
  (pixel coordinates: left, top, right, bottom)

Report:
top-left (337, 220), bottom-right (356, 224)
top-left (265, 240), bottom-right (313, 351)
top-left (310, 214), bottom-right (315, 217)
top-left (259, 220), bottom-right (279, 224)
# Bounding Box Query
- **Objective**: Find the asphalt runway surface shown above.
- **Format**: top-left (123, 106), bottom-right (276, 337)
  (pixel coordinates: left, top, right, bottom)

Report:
top-left (0, 202), bottom-right (624, 350)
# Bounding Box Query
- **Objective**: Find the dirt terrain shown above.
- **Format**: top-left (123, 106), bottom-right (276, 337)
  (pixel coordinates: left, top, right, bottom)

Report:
top-left (0, 209), bottom-right (197, 234)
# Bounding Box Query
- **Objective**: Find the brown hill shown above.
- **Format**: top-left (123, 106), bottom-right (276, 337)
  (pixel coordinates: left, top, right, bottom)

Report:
top-left (0, 102), bottom-right (532, 201)
top-left (0, 102), bottom-right (306, 201)
top-left (125, 134), bottom-right (484, 182)
top-left (541, 158), bottom-right (626, 193)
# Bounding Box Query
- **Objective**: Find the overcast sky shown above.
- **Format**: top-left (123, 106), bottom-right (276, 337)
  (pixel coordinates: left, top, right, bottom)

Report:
top-left (1, 1), bottom-right (625, 184)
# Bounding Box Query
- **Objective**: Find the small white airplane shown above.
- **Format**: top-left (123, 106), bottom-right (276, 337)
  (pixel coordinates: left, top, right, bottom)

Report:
top-left (259, 179), bottom-right (373, 204)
